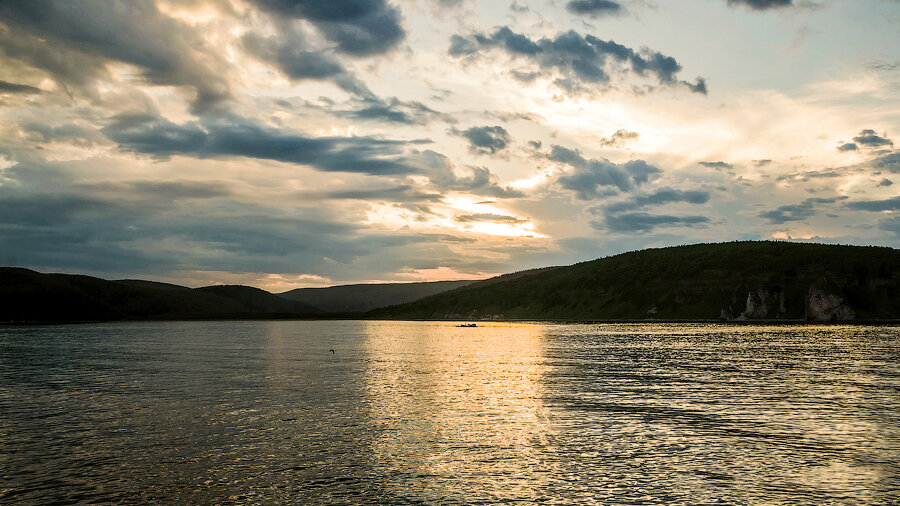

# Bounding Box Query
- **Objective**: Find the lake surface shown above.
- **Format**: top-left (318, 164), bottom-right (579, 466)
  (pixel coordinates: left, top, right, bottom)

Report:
top-left (1, 321), bottom-right (899, 504)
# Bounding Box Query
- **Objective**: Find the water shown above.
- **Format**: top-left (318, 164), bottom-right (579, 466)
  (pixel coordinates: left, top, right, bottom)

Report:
top-left (1, 321), bottom-right (899, 504)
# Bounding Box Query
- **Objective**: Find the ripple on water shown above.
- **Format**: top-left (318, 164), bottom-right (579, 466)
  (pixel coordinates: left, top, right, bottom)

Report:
top-left (1, 321), bottom-right (899, 503)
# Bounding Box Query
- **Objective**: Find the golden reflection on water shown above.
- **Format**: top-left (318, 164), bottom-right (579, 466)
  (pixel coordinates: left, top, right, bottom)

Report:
top-left (362, 321), bottom-right (555, 501)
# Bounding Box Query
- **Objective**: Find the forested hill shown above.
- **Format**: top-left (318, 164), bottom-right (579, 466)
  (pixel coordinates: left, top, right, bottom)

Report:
top-left (369, 242), bottom-right (900, 322)
top-left (0, 268), bottom-right (320, 322)
top-left (279, 280), bottom-right (476, 313)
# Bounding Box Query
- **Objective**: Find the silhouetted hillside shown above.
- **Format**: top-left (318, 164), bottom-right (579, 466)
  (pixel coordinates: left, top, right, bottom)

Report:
top-left (0, 268), bottom-right (320, 322)
top-left (278, 280), bottom-right (476, 313)
top-left (369, 242), bottom-right (900, 321)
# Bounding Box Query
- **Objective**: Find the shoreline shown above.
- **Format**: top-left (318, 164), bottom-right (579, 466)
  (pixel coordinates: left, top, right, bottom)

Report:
top-left (4, 318), bottom-right (900, 326)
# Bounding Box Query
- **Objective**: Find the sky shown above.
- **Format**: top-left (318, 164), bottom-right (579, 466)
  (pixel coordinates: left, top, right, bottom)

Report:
top-left (0, 0), bottom-right (899, 291)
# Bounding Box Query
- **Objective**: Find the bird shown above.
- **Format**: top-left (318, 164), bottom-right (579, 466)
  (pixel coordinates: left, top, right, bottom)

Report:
top-left (329, 349), bottom-right (335, 354)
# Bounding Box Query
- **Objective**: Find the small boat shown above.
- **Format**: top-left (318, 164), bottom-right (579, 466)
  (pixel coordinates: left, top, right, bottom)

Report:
top-left (456, 323), bottom-right (477, 327)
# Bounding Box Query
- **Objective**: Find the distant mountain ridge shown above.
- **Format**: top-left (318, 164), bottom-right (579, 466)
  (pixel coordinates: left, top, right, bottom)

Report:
top-left (0, 269), bottom-right (481, 322)
top-left (369, 241), bottom-right (900, 322)
top-left (0, 268), bottom-right (320, 323)
top-left (6, 241), bottom-right (900, 323)
top-left (278, 280), bottom-right (477, 313)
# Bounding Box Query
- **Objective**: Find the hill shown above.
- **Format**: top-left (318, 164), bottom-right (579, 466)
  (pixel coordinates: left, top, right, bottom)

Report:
top-left (0, 268), bottom-right (320, 323)
top-left (369, 241), bottom-right (900, 321)
top-left (278, 280), bottom-right (476, 313)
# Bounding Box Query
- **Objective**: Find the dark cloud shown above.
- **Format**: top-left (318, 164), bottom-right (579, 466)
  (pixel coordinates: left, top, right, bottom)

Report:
top-left (0, 177), bottom-right (482, 280)
top-left (566, 0), bottom-right (622, 17)
top-left (449, 27), bottom-right (706, 95)
top-left (599, 129), bottom-right (639, 148)
top-left (456, 213), bottom-right (527, 223)
top-left (84, 180), bottom-right (233, 202)
top-left (754, 159), bottom-right (772, 167)
top-left (455, 126), bottom-right (512, 155)
top-left (838, 143), bottom-right (858, 152)
top-left (341, 96), bottom-right (447, 125)
top-left (853, 129), bottom-right (894, 148)
top-left (423, 151), bottom-right (524, 198)
top-left (872, 153), bottom-right (900, 173)
top-left (599, 212), bottom-right (710, 232)
top-left (845, 196), bottom-right (900, 212)
top-left (242, 31), bottom-right (375, 98)
top-left (322, 185), bottom-right (443, 202)
top-left (103, 114), bottom-right (426, 176)
top-left (878, 178), bottom-right (893, 187)
top-left (759, 197), bottom-right (847, 224)
top-left (0, 80), bottom-right (41, 94)
top-left (249, 0), bottom-right (405, 56)
top-left (605, 187), bottom-right (710, 213)
top-left (700, 161), bottom-right (733, 169)
top-left (551, 145), bottom-right (660, 197)
top-left (0, 0), bottom-right (230, 112)
top-left (726, 0), bottom-right (793, 10)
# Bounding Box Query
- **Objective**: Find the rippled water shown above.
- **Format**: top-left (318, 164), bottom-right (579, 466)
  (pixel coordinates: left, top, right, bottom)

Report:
top-left (1, 321), bottom-right (899, 504)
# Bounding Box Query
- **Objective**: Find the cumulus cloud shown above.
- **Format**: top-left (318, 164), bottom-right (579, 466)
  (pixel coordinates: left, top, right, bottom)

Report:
top-left (449, 27), bottom-right (706, 95)
top-left (454, 126), bottom-right (512, 155)
top-left (853, 129), bottom-right (893, 148)
top-left (423, 151), bottom-right (524, 197)
top-left (759, 197), bottom-right (847, 224)
top-left (599, 129), bottom-right (639, 148)
top-left (249, 0), bottom-right (406, 56)
top-left (102, 114), bottom-right (427, 175)
top-left (566, 0), bottom-right (622, 17)
top-left (550, 145), bottom-right (661, 197)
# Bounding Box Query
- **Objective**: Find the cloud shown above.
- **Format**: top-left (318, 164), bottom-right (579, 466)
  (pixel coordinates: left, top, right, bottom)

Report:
top-left (726, 0), bottom-right (793, 10)
top-left (599, 212), bottom-right (710, 232)
top-left (423, 151), bottom-right (524, 197)
top-left (449, 27), bottom-right (706, 95)
top-left (249, 0), bottom-right (405, 56)
top-left (700, 161), bottom-right (733, 169)
top-left (838, 143), bottom-right (858, 152)
top-left (0, 80), bottom-right (41, 94)
top-left (322, 184), bottom-right (443, 202)
top-left (599, 129), bottom-right (639, 148)
top-left (20, 122), bottom-right (104, 147)
top-left (759, 197), bottom-right (847, 224)
top-left (566, 0), bottom-right (622, 17)
top-left (853, 129), bottom-right (893, 148)
top-left (343, 96), bottom-right (447, 125)
top-left (871, 153), bottom-right (900, 173)
top-left (880, 217), bottom-right (900, 237)
top-left (605, 187), bottom-right (710, 213)
top-left (550, 145), bottom-right (661, 197)
top-left (845, 196), bottom-right (900, 212)
top-left (878, 178), bottom-right (893, 187)
top-left (456, 213), bottom-right (527, 223)
top-left (102, 114), bottom-right (426, 175)
top-left (0, 0), bottom-right (230, 112)
top-left (455, 126), bottom-right (512, 155)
